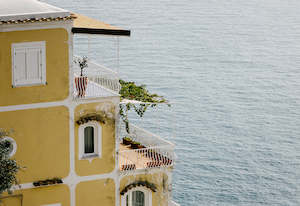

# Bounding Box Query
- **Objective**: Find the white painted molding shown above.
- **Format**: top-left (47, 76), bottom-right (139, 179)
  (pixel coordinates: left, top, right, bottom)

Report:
top-left (78, 121), bottom-right (102, 160)
top-left (121, 186), bottom-right (152, 206)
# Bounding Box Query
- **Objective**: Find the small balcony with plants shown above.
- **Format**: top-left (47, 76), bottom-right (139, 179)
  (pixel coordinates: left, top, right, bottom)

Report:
top-left (119, 123), bottom-right (175, 171)
top-left (73, 56), bottom-right (120, 99)
top-left (118, 80), bottom-right (175, 172)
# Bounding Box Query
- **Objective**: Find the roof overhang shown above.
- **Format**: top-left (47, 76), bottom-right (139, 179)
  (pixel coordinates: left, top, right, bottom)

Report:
top-left (0, 0), bottom-right (72, 24)
top-left (72, 13), bottom-right (130, 36)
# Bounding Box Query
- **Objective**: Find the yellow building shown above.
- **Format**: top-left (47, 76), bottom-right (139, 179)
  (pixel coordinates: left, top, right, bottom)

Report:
top-left (0, 0), bottom-right (179, 206)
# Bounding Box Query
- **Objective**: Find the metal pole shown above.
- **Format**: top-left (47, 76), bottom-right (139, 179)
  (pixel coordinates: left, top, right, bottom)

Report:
top-left (88, 35), bottom-right (91, 58)
top-left (116, 36), bottom-right (120, 74)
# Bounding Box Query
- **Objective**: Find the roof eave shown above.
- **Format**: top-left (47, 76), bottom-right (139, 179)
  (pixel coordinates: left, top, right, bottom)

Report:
top-left (72, 27), bottom-right (130, 36)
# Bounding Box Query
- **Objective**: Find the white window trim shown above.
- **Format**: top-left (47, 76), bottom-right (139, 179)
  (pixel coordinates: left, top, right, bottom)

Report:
top-left (121, 187), bottom-right (152, 206)
top-left (0, 136), bottom-right (17, 157)
top-left (78, 121), bottom-right (102, 160)
top-left (11, 41), bottom-right (46, 87)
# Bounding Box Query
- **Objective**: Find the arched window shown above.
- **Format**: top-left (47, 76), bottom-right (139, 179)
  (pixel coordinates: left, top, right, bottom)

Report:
top-left (122, 187), bottom-right (151, 206)
top-left (131, 191), bottom-right (145, 206)
top-left (79, 121), bottom-right (102, 159)
top-left (84, 126), bottom-right (94, 154)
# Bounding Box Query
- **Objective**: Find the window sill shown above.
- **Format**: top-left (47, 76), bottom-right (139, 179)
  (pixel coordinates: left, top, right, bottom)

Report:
top-left (81, 153), bottom-right (99, 160)
top-left (12, 82), bottom-right (47, 88)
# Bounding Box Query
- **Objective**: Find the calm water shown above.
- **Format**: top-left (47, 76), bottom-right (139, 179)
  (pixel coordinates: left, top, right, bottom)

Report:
top-left (46, 0), bottom-right (300, 205)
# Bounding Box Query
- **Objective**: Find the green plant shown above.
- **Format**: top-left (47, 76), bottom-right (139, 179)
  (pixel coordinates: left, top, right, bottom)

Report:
top-left (123, 137), bottom-right (131, 141)
top-left (122, 137), bottom-right (132, 145)
top-left (130, 141), bottom-right (141, 149)
top-left (120, 180), bottom-right (157, 195)
top-left (0, 129), bottom-right (20, 196)
top-left (32, 178), bottom-right (63, 187)
top-left (131, 141), bottom-right (140, 145)
top-left (119, 79), bottom-right (170, 132)
top-left (74, 56), bottom-right (88, 76)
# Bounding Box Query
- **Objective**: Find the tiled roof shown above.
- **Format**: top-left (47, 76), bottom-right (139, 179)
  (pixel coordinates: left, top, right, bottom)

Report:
top-left (0, 0), bottom-right (71, 24)
top-left (0, 15), bottom-right (75, 25)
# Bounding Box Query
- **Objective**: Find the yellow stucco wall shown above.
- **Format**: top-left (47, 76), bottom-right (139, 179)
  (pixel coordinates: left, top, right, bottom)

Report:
top-left (120, 172), bottom-right (169, 206)
top-left (0, 28), bottom-right (69, 106)
top-left (74, 101), bottom-right (116, 176)
top-left (0, 184), bottom-right (70, 206)
top-left (76, 179), bottom-right (115, 206)
top-left (0, 106), bottom-right (69, 184)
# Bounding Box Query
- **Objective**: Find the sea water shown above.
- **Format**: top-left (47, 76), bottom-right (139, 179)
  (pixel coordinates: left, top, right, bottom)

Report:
top-left (44, 0), bottom-right (300, 205)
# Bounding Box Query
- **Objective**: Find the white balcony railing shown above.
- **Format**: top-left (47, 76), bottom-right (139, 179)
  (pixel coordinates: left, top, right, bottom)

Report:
top-left (73, 58), bottom-right (120, 99)
top-left (126, 124), bottom-right (174, 147)
top-left (119, 124), bottom-right (175, 171)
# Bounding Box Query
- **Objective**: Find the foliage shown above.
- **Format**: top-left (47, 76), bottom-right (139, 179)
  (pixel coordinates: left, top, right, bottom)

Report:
top-left (76, 113), bottom-right (107, 125)
top-left (123, 137), bottom-right (132, 141)
top-left (0, 130), bottom-right (20, 196)
top-left (120, 180), bottom-right (157, 195)
top-left (74, 56), bottom-right (88, 76)
top-left (33, 178), bottom-right (63, 187)
top-left (119, 79), bottom-right (170, 132)
top-left (131, 141), bottom-right (140, 145)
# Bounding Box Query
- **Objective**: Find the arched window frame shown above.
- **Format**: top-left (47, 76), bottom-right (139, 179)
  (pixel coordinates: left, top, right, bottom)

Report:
top-left (0, 136), bottom-right (17, 157)
top-left (121, 187), bottom-right (152, 206)
top-left (79, 121), bottom-right (102, 159)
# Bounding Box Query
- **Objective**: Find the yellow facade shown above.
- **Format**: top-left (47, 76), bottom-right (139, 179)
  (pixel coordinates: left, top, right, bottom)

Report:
top-left (76, 179), bottom-right (115, 206)
top-left (0, 184), bottom-right (70, 206)
top-left (0, 106), bottom-right (70, 184)
top-left (0, 28), bottom-right (69, 107)
top-left (74, 101), bottom-right (116, 176)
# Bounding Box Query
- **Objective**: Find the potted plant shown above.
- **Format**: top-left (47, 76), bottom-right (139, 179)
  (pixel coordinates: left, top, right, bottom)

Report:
top-left (53, 177), bottom-right (63, 184)
top-left (74, 56), bottom-right (88, 98)
top-left (122, 137), bottom-right (132, 145)
top-left (33, 181), bottom-right (40, 187)
top-left (130, 141), bottom-right (141, 149)
top-left (137, 144), bottom-right (145, 149)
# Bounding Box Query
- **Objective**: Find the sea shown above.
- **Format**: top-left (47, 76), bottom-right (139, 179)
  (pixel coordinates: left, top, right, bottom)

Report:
top-left (45, 0), bottom-right (300, 205)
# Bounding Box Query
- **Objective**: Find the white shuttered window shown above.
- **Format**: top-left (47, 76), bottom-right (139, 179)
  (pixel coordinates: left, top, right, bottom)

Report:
top-left (12, 41), bottom-right (46, 87)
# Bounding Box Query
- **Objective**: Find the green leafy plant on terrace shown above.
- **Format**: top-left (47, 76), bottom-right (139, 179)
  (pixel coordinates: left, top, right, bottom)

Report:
top-left (119, 79), bottom-right (170, 132)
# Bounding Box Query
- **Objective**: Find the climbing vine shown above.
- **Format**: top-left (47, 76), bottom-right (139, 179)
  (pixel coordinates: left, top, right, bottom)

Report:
top-left (119, 79), bottom-right (170, 132)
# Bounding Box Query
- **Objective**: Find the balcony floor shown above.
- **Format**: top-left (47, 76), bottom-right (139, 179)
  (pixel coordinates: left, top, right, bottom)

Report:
top-left (119, 144), bottom-right (151, 170)
top-left (119, 143), bottom-right (173, 171)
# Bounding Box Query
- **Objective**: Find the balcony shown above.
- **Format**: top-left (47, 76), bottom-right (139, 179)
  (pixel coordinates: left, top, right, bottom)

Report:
top-left (73, 58), bottom-right (120, 99)
top-left (119, 124), bottom-right (175, 171)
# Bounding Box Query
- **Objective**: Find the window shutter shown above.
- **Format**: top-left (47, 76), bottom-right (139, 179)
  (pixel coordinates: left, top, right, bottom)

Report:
top-left (13, 48), bottom-right (26, 84)
top-left (26, 47), bottom-right (42, 83)
top-left (12, 41), bottom-right (46, 87)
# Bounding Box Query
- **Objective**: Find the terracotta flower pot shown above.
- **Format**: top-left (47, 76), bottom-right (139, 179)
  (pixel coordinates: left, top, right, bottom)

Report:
top-left (130, 142), bottom-right (140, 149)
top-left (137, 145), bottom-right (145, 149)
top-left (122, 137), bottom-right (132, 145)
top-left (75, 76), bottom-right (88, 98)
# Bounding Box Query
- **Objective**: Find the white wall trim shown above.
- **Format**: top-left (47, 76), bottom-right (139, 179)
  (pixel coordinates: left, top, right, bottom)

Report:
top-left (121, 186), bottom-right (152, 206)
top-left (0, 96), bottom-right (120, 112)
top-left (78, 121), bottom-right (102, 160)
